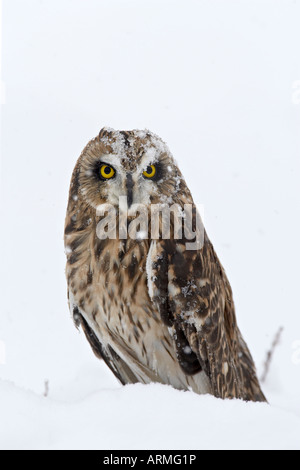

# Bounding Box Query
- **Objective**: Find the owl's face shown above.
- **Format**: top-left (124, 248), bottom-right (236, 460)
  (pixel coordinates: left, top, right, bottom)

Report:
top-left (77, 128), bottom-right (183, 211)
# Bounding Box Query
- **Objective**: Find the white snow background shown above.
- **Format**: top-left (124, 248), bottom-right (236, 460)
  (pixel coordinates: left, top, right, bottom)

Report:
top-left (1, 0), bottom-right (300, 450)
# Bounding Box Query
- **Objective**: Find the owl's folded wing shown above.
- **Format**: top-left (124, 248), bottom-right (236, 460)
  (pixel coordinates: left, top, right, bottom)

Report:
top-left (147, 236), bottom-right (266, 402)
top-left (76, 311), bottom-right (140, 385)
top-left (70, 298), bottom-right (164, 386)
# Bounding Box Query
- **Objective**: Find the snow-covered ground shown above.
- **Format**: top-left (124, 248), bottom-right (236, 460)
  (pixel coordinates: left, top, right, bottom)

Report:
top-left (1, 0), bottom-right (300, 450)
top-left (1, 381), bottom-right (300, 451)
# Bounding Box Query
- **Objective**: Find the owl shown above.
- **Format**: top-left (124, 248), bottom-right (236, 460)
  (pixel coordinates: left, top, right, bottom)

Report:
top-left (64, 127), bottom-right (266, 402)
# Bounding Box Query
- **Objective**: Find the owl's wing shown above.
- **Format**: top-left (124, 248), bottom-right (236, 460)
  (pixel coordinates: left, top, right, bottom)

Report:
top-left (70, 298), bottom-right (164, 386)
top-left (78, 312), bottom-right (140, 385)
top-left (147, 236), bottom-right (266, 402)
top-left (71, 304), bottom-right (140, 385)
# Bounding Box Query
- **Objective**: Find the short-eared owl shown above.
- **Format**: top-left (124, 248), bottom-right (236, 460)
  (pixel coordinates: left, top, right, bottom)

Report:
top-left (64, 127), bottom-right (266, 402)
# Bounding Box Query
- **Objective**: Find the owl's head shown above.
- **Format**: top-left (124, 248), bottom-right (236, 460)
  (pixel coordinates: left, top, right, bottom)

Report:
top-left (72, 128), bottom-right (188, 211)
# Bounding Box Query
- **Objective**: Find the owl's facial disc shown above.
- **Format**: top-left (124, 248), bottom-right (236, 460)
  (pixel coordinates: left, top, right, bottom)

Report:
top-left (102, 162), bottom-right (161, 209)
top-left (78, 129), bottom-right (179, 210)
top-left (90, 153), bottom-right (166, 209)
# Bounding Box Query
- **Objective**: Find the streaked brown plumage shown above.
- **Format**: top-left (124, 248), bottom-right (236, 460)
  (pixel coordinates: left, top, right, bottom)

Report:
top-left (64, 127), bottom-right (266, 402)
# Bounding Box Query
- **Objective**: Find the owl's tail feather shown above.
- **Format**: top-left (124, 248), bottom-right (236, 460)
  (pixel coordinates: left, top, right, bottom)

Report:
top-left (237, 330), bottom-right (268, 403)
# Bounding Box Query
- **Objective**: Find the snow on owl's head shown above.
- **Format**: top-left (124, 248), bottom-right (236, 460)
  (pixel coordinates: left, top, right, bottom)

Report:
top-left (75, 127), bottom-right (186, 210)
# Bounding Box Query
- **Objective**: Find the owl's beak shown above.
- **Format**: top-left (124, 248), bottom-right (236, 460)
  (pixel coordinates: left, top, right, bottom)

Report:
top-left (126, 173), bottom-right (134, 208)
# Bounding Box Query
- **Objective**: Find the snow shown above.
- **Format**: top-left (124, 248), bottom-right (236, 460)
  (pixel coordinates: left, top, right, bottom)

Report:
top-left (1, 0), bottom-right (300, 450)
top-left (0, 380), bottom-right (300, 451)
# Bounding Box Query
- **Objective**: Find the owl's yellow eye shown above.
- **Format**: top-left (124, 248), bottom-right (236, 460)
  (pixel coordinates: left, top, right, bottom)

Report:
top-left (100, 164), bottom-right (115, 179)
top-left (143, 164), bottom-right (156, 179)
